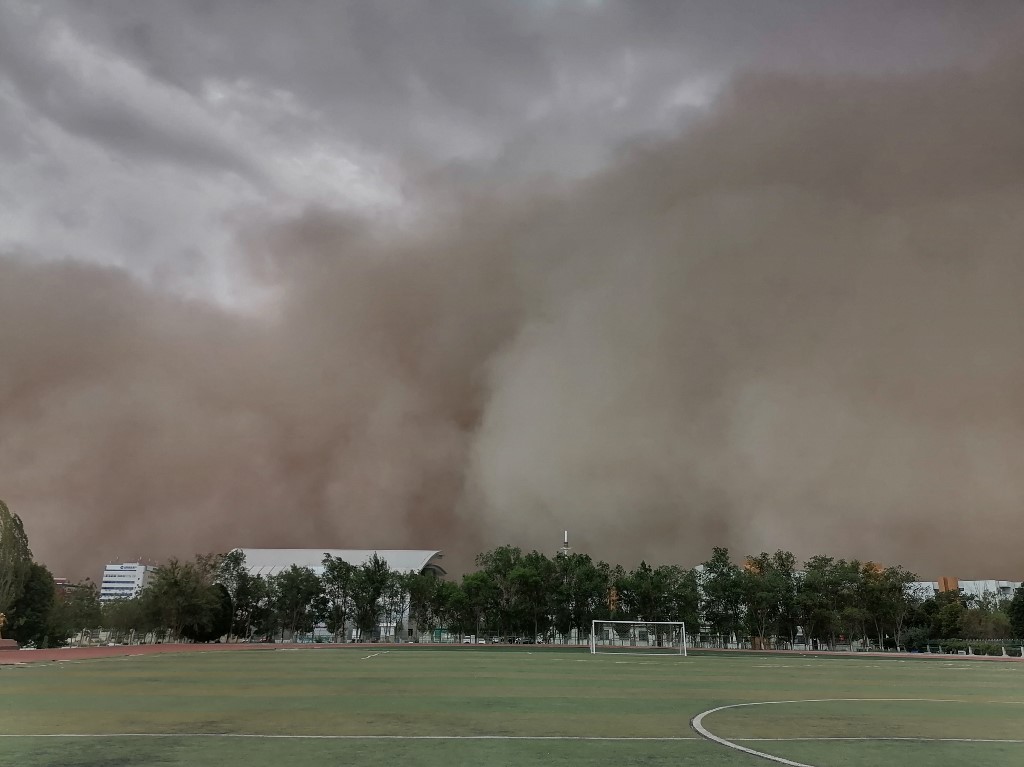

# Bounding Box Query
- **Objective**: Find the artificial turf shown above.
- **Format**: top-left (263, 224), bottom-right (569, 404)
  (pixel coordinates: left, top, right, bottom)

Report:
top-left (1, 647), bottom-right (1022, 766)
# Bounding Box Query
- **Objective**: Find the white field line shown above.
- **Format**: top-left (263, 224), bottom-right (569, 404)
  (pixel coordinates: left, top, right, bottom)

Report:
top-left (690, 697), bottom-right (1019, 767)
top-left (738, 737), bottom-right (1024, 744)
top-left (0, 734), bottom-right (698, 741)
top-left (1, 732), bottom-right (1023, 744)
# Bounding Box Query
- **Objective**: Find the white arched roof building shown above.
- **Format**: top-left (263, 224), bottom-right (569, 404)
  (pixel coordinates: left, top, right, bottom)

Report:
top-left (234, 548), bottom-right (445, 578)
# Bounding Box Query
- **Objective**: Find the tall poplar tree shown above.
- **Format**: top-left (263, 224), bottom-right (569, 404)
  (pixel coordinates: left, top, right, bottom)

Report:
top-left (0, 499), bottom-right (33, 615)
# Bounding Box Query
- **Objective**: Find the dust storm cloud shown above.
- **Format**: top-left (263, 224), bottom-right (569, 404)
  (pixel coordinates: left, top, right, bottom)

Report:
top-left (3, 47), bottom-right (1024, 577)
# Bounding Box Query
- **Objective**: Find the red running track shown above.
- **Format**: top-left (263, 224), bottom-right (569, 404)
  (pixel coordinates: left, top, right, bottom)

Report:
top-left (0, 642), bottom-right (373, 664)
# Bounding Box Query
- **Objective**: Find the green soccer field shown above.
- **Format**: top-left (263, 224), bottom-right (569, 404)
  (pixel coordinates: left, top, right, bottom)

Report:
top-left (2, 647), bottom-right (1023, 766)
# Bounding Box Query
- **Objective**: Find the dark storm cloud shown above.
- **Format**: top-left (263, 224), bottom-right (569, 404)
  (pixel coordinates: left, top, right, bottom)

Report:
top-left (16, 0), bottom-right (1021, 175)
top-left (0, 7), bottom-right (260, 179)
top-left (3, 1), bottom-right (1024, 580)
top-left (5, 40), bottom-right (1024, 578)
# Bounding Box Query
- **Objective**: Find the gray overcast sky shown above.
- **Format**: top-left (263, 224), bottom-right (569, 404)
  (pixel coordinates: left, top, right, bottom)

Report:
top-left (3, 0), bottom-right (1021, 299)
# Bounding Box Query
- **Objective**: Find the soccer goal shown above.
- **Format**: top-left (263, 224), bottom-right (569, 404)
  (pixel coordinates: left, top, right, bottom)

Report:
top-left (590, 620), bottom-right (688, 656)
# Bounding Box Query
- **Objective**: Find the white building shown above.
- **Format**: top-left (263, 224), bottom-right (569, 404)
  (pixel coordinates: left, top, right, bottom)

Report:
top-left (911, 579), bottom-right (1021, 602)
top-left (99, 562), bottom-right (155, 602)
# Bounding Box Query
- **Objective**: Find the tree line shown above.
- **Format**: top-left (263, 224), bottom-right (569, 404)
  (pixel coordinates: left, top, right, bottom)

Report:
top-left (3, 499), bottom-right (1024, 649)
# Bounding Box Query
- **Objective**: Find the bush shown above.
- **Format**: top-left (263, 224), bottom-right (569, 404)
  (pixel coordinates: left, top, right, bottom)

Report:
top-left (926, 639), bottom-right (1016, 656)
top-left (903, 626), bottom-right (930, 652)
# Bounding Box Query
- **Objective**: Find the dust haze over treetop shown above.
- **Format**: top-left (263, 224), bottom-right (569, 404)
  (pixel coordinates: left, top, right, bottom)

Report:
top-left (2, 3), bottom-right (1024, 578)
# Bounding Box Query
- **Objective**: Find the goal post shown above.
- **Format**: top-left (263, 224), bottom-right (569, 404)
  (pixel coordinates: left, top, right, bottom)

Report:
top-left (590, 620), bottom-right (688, 656)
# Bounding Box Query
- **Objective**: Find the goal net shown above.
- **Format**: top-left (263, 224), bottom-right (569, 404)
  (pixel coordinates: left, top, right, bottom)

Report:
top-left (590, 620), bottom-right (688, 656)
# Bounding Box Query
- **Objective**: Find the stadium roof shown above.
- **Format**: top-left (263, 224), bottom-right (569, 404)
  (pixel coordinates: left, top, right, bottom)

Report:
top-left (234, 548), bottom-right (445, 577)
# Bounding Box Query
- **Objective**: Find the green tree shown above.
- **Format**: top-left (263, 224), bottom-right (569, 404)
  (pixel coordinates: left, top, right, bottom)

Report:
top-left (661, 566), bottom-right (701, 627)
top-left (433, 579), bottom-right (467, 639)
top-left (349, 554), bottom-right (394, 640)
top-left (461, 571), bottom-right (498, 640)
top-left (48, 580), bottom-right (102, 641)
top-left (474, 546), bottom-right (526, 638)
top-left (321, 554), bottom-right (356, 641)
top-left (920, 589), bottom-right (972, 639)
top-left (406, 572), bottom-right (442, 641)
top-left (618, 562), bottom-right (696, 622)
top-left (101, 597), bottom-right (154, 635)
top-left (230, 571), bottom-right (269, 641)
top-left (142, 557), bottom-right (222, 639)
top-left (700, 547), bottom-right (744, 642)
top-left (178, 553), bottom-right (234, 642)
top-left (869, 565), bottom-right (920, 649)
top-left (180, 583), bottom-right (232, 642)
top-left (740, 551), bottom-right (798, 648)
top-left (510, 551), bottom-right (556, 641)
top-left (216, 550), bottom-right (249, 638)
top-left (797, 556), bottom-right (862, 648)
top-left (551, 552), bottom-right (611, 642)
top-left (961, 597), bottom-right (1012, 640)
top-left (0, 499), bottom-right (32, 616)
top-left (246, 575), bottom-right (276, 641)
top-left (1008, 586), bottom-right (1024, 640)
top-left (270, 565), bottom-right (322, 638)
top-left (9, 562), bottom-right (55, 646)
top-left (617, 560), bottom-right (657, 621)
top-left (381, 572), bottom-right (410, 641)
top-left (616, 561), bottom-right (698, 647)
top-left (937, 601), bottom-right (965, 638)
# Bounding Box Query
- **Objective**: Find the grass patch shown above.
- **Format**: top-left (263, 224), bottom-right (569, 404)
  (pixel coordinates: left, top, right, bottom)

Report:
top-left (2, 647), bottom-right (1022, 765)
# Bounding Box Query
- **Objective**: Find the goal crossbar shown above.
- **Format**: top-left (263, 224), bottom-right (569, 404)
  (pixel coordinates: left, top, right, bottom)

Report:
top-left (590, 620), bottom-right (688, 656)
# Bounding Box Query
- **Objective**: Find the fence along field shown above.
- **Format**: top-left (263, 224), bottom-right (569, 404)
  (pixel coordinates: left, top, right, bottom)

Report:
top-left (2, 644), bottom-right (1022, 767)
